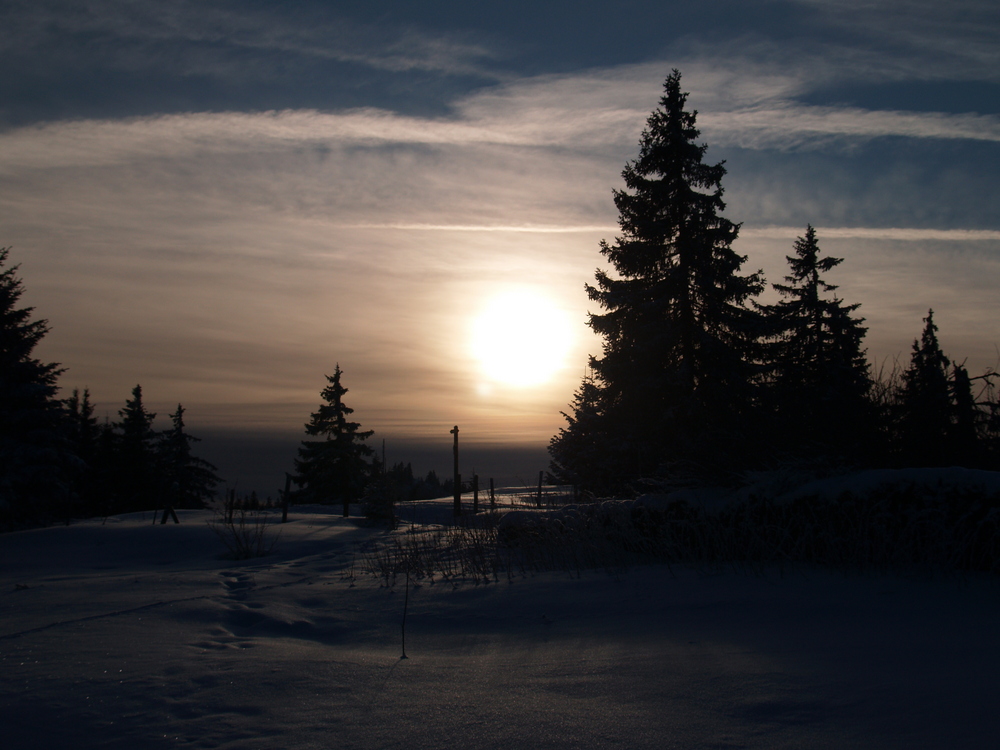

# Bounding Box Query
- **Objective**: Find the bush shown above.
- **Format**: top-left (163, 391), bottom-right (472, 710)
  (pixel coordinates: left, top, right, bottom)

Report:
top-left (208, 505), bottom-right (279, 559)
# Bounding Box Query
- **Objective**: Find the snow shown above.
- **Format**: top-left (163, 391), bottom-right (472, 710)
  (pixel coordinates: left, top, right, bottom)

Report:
top-left (3, 500), bottom-right (1000, 749)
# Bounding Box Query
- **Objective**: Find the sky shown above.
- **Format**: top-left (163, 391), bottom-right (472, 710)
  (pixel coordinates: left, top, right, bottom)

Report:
top-left (3, 0), bottom-right (1000, 494)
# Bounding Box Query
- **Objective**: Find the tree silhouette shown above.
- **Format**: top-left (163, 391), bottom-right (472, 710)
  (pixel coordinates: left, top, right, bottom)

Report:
top-left (760, 225), bottom-right (871, 456)
top-left (66, 387), bottom-right (101, 515)
top-left (549, 373), bottom-right (623, 494)
top-left (159, 404), bottom-right (221, 509)
top-left (66, 388), bottom-right (98, 462)
top-left (0, 247), bottom-right (73, 524)
top-left (898, 310), bottom-right (953, 466)
top-left (295, 364), bottom-right (374, 516)
top-left (113, 384), bottom-right (159, 511)
top-left (551, 71), bottom-right (764, 489)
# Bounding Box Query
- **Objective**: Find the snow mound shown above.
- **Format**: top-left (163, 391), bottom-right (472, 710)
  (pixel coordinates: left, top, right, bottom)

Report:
top-left (774, 467), bottom-right (1000, 505)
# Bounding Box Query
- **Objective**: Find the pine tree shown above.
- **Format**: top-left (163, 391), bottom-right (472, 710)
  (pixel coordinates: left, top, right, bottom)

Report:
top-left (761, 226), bottom-right (871, 455)
top-left (159, 404), bottom-right (221, 509)
top-left (66, 388), bottom-right (98, 462)
top-left (0, 247), bottom-right (73, 524)
top-left (898, 310), bottom-right (953, 466)
top-left (295, 365), bottom-right (374, 516)
top-left (113, 384), bottom-right (159, 511)
top-left (550, 71), bottom-right (764, 489)
top-left (548, 373), bottom-right (625, 494)
top-left (949, 364), bottom-right (980, 462)
top-left (66, 387), bottom-right (100, 515)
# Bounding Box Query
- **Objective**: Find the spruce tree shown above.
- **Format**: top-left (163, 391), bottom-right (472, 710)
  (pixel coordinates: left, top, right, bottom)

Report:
top-left (159, 404), bottom-right (221, 509)
top-left (949, 364), bottom-right (980, 462)
top-left (66, 387), bottom-right (100, 515)
top-left (114, 384), bottom-right (159, 511)
top-left (550, 71), bottom-right (764, 489)
top-left (761, 226), bottom-right (871, 456)
top-left (548, 373), bottom-right (624, 494)
top-left (898, 310), bottom-right (953, 466)
top-left (67, 388), bottom-right (98, 462)
top-left (0, 247), bottom-right (73, 524)
top-left (295, 365), bottom-right (374, 516)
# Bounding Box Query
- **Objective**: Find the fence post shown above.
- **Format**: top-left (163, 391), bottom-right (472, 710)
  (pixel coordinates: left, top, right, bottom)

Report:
top-left (281, 473), bottom-right (292, 523)
top-left (490, 478), bottom-right (496, 509)
top-left (537, 470), bottom-right (543, 508)
top-left (473, 474), bottom-right (479, 514)
top-left (451, 425), bottom-right (461, 517)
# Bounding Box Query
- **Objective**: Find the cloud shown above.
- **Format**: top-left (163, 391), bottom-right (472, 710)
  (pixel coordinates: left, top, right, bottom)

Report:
top-left (4, 62), bottom-right (998, 188)
top-left (700, 105), bottom-right (1000, 149)
top-left (787, 0), bottom-right (1000, 81)
top-left (742, 227), bottom-right (1000, 241)
top-left (1, 0), bottom-right (499, 79)
top-left (4, 49), bottom-right (999, 453)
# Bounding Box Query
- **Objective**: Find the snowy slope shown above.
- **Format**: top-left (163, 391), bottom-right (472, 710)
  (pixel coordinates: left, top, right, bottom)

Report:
top-left (3, 503), bottom-right (1000, 749)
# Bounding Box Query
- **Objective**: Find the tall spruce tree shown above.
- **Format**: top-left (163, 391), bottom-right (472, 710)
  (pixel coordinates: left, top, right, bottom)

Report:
top-left (295, 364), bottom-right (374, 516)
top-left (550, 71), bottom-right (764, 489)
top-left (760, 226), bottom-right (871, 455)
top-left (159, 404), bottom-right (221, 509)
top-left (0, 247), bottom-right (73, 524)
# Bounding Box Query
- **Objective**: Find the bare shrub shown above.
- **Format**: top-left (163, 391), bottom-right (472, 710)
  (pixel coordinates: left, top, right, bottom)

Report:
top-left (208, 505), bottom-right (280, 559)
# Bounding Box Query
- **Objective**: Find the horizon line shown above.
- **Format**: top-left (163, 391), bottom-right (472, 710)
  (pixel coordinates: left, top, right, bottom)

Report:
top-left (332, 223), bottom-right (1000, 241)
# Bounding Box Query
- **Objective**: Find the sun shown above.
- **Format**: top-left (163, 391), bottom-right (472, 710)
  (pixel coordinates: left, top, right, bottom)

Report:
top-left (470, 288), bottom-right (575, 388)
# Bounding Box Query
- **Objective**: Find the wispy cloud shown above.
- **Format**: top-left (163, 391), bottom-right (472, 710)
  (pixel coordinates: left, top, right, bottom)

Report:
top-left (742, 226), bottom-right (1000, 241)
top-left (4, 63), bottom-right (998, 184)
top-left (700, 105), bottom-right (1000, 149)
top-left (1, 0), bottom-right (499, 79)
top-left (788, 0), bottom-right (1000, 82)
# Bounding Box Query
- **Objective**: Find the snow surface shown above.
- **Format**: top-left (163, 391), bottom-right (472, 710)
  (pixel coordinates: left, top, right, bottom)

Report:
top-left (3, 501), bottom-right (1000, 749)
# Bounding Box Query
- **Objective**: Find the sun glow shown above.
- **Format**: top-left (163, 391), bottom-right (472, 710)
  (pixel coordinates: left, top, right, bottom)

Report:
top-left (470, 288), bottom-right (575, 388)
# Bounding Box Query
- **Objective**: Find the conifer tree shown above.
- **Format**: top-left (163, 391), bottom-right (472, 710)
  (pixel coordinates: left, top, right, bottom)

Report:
top-left (114, 384), bottom-right (159, 511)
top-left (761, 226), bottom-right (871, 455)
top-left (66, 387), bottom-right (100, 514)
top-left (548, 374), bottom-right (624, 493)
top-left (295, 364), bottom-right (374, 516)
top-left (0, 247), bottom-right (73, 523)
top-left (898, 310), bottom-right (953, 466)
top-left (67, 388), bottom-right (98, 462)
top-left (550, 71), bottom-right (764, 488)
top-left (949, 364), bottom-right (980, 461)
top-left (159, 404), bottom-right (221, 509)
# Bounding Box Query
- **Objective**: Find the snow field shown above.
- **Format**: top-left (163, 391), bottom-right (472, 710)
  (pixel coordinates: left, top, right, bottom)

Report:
top-left (3, 503), bottom-right (1000, 749)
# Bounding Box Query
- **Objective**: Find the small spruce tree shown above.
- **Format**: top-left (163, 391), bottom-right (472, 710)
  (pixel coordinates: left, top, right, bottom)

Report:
top-left (295, 365), bottom-right (374, 516)
top-left (66, 387), bottom-right (100, 515)
top-left (898, 310), bottom-right (953, 466)
top-left (159, 404), bottom-right (221, 509)
top-left (760, 225), bottom-right (871, 458)
top-left (114, 384), bottom-right (159, 512)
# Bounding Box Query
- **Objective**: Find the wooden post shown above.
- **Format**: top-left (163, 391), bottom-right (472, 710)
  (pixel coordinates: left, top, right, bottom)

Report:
top-left (281, 473), bottom-right (292, 523)
top-left (489, 478), bottom-right (495, 509)
top-left (473, 474), bottom-right (479, 514)
top-left (227, 488), bottom-right (235, 523)
top-left (451, 425), bottom-right (461, 517)
top-left (537, 470), bottom-right (544, 508)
